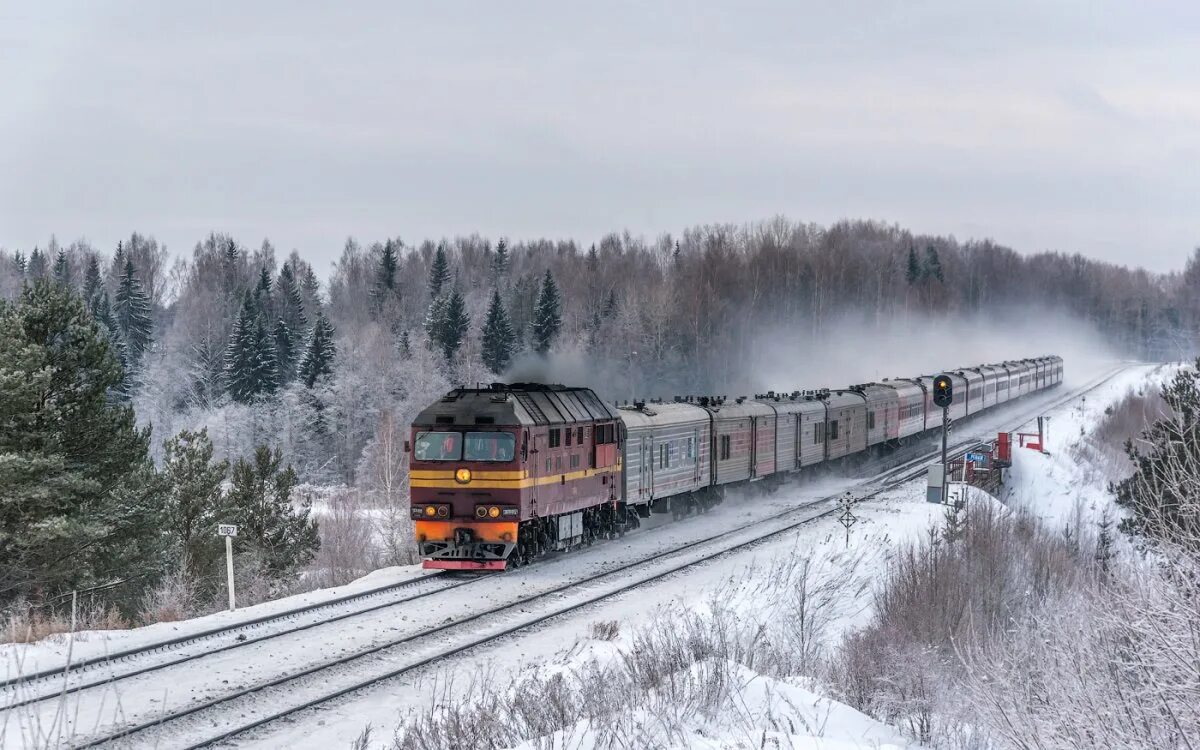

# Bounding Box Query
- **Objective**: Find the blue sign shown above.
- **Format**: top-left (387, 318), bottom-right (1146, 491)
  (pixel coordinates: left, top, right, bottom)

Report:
top-left (965, 452), bottom-right (987, 463)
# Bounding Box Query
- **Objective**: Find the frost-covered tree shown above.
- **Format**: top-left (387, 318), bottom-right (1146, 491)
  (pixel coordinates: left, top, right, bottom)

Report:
top-left (276, 261), bottom-right (308, 336)
top-left (299, 312), bottom-right (336, 388)
top-left (82, 254), bottom-right (103, 307)
top-left (425, 288), bottom-right (469, 363)
top-left (0, 280), bottom-right (161, 609)
top-left (481, 289), bottom-right (517, 374)
top-left (923, 246), bottom-right (944, 283)
top-left (114, 256), bottom-right (153, 367)
top-left (532, 269), bottom-right (562, 355)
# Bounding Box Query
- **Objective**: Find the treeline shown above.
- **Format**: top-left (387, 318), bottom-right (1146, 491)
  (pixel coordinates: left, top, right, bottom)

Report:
top-left (1, 220), bottom-right (1195, 491)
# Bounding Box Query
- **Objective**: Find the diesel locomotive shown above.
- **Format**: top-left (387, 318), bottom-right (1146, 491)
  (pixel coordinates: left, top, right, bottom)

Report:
top-left (409, 356), bottom-right (1063, 570)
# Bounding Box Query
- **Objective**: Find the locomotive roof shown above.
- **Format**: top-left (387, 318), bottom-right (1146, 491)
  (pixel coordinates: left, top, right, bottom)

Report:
top-left (413, 383), bottom-right (619, 428)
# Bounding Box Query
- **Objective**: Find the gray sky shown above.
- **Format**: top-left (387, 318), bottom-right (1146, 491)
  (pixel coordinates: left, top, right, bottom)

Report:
top-left (2, 1), bottom-right (1197, 273)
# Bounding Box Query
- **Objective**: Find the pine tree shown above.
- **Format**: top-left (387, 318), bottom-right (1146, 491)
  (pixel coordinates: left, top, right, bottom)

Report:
top-left (52, 249), bottom-right (70, 287)
top-left (586, 244), bottom-right (599, 274)
top-left (0, 280), bottom-right (161, 608)
top-left (114, 256), bottom-right (153, 367)
top-left (299, 312), bottom-right (336, 388)
top-left (532, 269), bottom-right (562, 355)
top-left (26, 248), bottom-right (46, 279)
top-left (224, 445), bottom-right (319, 579)
top-left (905, 247), bottom-right (921, 285)
top-left (397, 329), bottom-right (412, 358)
top-left (428, 244), bottom-right (451, 298)
top-left (923, 246), bottom-right (944, 283)
top-left (481, 289), bottom-right (517, 373)
top-left (424, 293), bottom-right (448, 352)
top-left (161, 428), bottom-right (229, 587)
top-left (492, 238), bottom-right (509, 279)
top-left (274, 319), bottom-right (296, 386)
top-left (12, 250), bottom-right (25, 275)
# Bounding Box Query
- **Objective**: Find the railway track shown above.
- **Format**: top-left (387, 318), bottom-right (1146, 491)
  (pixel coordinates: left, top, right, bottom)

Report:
top-left (44, 365), bottom-right (1131, 749)
top-left (0, 571), bottom-right (475, 710)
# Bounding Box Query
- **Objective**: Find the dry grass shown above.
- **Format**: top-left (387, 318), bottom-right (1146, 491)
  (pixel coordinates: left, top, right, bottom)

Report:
top-left (3, 600), bottom-right (129, 645)
top-left (1073, 384), bottom-right (1171, 482)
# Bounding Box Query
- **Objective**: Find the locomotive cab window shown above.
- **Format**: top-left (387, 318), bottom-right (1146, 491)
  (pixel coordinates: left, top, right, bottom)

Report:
top-left (463, 432), bottom-right (516, 462)
top-left (414, 431), bottom-right (463, 461)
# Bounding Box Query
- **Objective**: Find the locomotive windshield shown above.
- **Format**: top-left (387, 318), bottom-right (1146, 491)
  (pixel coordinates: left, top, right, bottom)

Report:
top-left (414, 431), bottom-right (515, 462)
top-left (464, 432), bottom-right (515, 462)
top-left (414, 431), bottom-right (462, 461)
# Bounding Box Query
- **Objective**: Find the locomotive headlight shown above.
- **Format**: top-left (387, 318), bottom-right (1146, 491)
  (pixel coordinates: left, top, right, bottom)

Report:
top-left (475, 506), bottom-right (488, 519)
top-left (424, 505), bottom-right (437, 517)
top-left (488, 506), bottom-right (501, 519)
top-left (436, 505), bottom-right (449, 518)
top-left (455, 468), bottom-right (472, 484)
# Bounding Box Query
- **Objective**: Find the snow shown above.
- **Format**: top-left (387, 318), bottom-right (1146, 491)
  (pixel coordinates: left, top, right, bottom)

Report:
top-left (1001, 363), bottom-right (1168, 527)
top-left (2, 359), bottom-right (1159, 750)
top-left (0, 564), bottom-right (437, 682)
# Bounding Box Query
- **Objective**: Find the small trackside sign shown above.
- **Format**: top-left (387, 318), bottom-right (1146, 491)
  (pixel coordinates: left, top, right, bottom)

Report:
top-left (218, 524), bottom-right (238, 537)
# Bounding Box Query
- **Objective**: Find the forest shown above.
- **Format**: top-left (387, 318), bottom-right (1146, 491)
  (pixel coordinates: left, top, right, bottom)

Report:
top-left (1, 218), bottom-right (1197, 626)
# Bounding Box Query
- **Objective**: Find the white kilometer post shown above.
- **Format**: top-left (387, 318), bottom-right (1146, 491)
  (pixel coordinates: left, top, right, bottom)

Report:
top-left (218, 524), bottom-right (238, 610)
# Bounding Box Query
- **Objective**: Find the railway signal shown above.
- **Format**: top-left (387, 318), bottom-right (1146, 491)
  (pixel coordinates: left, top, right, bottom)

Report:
top-left (933, 375), bottom-right (953, 408)
top-left (934, 374), bottom-right (954, 497)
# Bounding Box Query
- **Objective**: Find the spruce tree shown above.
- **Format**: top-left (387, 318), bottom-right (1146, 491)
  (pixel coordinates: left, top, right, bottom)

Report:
top-left (299, 313), bottom-right (336, 388)
top-left (225, 445), bottom-right (319, 579)
top-left (375, 239), bottom-right (400, 302)
top-left (492, 238), bottom-right (509, 279)
top-left (225, 296), bottom-right (258, 403)
top-left (114, 256), bottom-right (153, 367)
top-left (602, 289), bottom-right (618, 319)
top-left (424, 293), bottom-right (448, 352)
top-left (923, 246), bottom-right (944, 283)
top-left (161, 428), bottom-right (229, 588)
top-left (26, 248), bottom-right (46, 279)
top-left (428, 244), bottom-right (451, 298)
top-left (905, 247), bottom-right (921, 285)
top-left (0, 280), bottom-right (161, 608)
top-left (53, 249), bottom-right (70, 287)
top-left (83, 255), bottom-right (103, 307)
top-left (532, 269), bottom-right (562, 355)
top-left (440, 290), bottom-right (470, 362)
top-left (481, 289), bottom-right (517, 373)
top-left (12, 250), bottom-right (26, 275)
top-left (253, 266), bottom-right (273, 315)
top-left (251, 316), bottom-right (279, 397)
top-left (274, 319), bottom-right (296, 386)
top-left (276, 262), bottom-right (308, 338)
top-left (397, 329), bottom-right (412, 358)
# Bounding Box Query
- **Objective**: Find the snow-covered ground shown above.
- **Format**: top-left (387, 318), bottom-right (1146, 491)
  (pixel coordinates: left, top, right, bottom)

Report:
top-left (1, 361), bottom-right (1156, 750)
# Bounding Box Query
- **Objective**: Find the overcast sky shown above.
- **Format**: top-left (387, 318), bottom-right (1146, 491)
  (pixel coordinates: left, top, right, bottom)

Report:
top-left (2, 2), bottom-right (1197, 273)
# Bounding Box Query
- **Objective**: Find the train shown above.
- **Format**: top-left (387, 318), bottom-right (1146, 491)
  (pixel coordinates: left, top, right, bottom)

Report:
top-left (408, 355), bottom-right (1063, 570)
